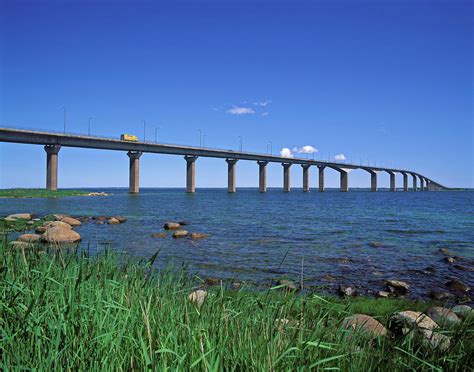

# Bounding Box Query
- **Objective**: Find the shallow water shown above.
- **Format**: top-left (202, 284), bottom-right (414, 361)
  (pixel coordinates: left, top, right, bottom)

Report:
top-left (2, 188), bottom-right (473, 299)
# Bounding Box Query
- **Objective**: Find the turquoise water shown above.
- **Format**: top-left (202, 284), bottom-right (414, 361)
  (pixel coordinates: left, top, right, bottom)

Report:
top-left (2, 188), bottom-right (473, 299)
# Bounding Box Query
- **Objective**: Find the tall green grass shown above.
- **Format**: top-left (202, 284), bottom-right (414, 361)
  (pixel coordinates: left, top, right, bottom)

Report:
top-left (1, 240), bottom-right (472, 370)
top-left (0, 188), bottom-right (87, 198)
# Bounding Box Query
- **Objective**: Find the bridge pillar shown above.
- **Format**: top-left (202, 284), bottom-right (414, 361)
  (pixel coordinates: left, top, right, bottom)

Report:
top-left (385, 171), bottom-right (396, 191)
top-left (339, 170), bottom-right (349, 192)
top-left (45, 145), bottom-right (61, 191)
top-left (425, 179), bottom-right (430, 191)
top-left (401, 172), bottom-right (408, 191)
top-left (419, 176), bottom-right (425, 191)
top-left (258, 161), bottom-right (268, 193)
top-left (318, 165), bottom-right (325, 192)
top-left (282, 163), bottom-right (291, 192)
top-left (367, 170), bottom-right (377, 192)
top-left (411, 174), bottom-right (417, 191)
top-left (127, 151), bottom-right (142, 193)
top-left (226, 159), bottom-right (238, 193)
top-left (302, 164), bottom-right (310, 192)
top-left (185, 156), bottom-right (198, 193)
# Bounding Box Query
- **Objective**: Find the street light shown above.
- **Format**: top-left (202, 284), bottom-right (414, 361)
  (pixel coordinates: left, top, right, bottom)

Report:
top-left (59, 106), bottom-right (66, 133)
top-left (88, 116), bottom-right (94, 136)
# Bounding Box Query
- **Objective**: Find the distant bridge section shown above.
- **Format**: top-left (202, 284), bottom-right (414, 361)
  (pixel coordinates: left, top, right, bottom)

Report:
top-left (0, 127), bottom-right (448, 193)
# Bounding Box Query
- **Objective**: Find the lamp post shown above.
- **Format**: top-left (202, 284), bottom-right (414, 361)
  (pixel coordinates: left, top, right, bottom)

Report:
top-left (88, 116), bottom-right (94, 136)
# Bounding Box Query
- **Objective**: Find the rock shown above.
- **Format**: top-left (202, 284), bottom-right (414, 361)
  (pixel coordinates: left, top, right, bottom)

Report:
top-left (172, 230), bottom-right (188, 238)
top-left (438, 248), bottom-right (451, 255)
top-left (188, 290), bottom-right (207, 307)
top-left (421, 330), bottom-right (451, 351)
top-left (342, 314), bottom-right (388, 338)
top-left (426, 307), bottom-right (461, 326)
top-left (377, 291), bottom-right (390, 298)
top-left (6, 213), bottom-right (33, 220)
top-left (43, 221), bottom-right (72, 230)
top-left (190, 233), bottom-right (209, 239)
top-left (429, 291), bottom-right (454, 301)
top-left (164, 222), bottom-right (181, 230)
top-left (92, 216), bottom-right (108, 221)
top-left (151, 232), bottom-right (167, 238)
top-left (453, 264), bottom-right (474, 272)
top-left (423, 266), bottom-right (437, 274)
top-left (444, 257), bottom-right (455, 264)
top-left (87, 192), bottom-right (108, 196)
top-left (107, 218), bottom-right (120, 225)
top-left (60, 216), bottom-right (81, 227)
top-left (178, 221), bottom-right (189, 226)
top-left (42, 226), bottom-right (81, 244)
top-left (368, 241), bottom-right (384, 248)
top-left (389, 311), bottom-right (438, 335)
top-left (452, 305), bottom-right (472, 319)
top-left (322, 274), bottom-right (337, 281)
top-left (204, 278), bottom-right (220, 285)
top-left (386, 280), bottom-right (410, 295)
top-left (111, 216), bottom-right (127, 223)
top-left (17, 234), bottom-right (42, 242)
top-left (277, 279), bottom-right (298, 291)
top-left (445, 279), bottom-right (470, 294)
top-left (339, 285), bottom-right (357, 297)
top-left (95, 221), bottom-right (105, 225)
top-left (35, 226), bottom-right (48, 234)
top-left (9, 241), bottom-right (33, 249)
top-left (51, 214), bottom-right (70, 221)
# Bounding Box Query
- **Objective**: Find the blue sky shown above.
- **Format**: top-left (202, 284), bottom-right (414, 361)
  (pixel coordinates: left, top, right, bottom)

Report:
top-left (1, 0), bottom-right (472, 189)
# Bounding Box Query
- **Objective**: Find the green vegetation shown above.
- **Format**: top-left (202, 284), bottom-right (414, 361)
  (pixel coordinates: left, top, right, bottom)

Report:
top-left (0, 188), bottom-right (87, 198)
top-left (1, 240), bottom-right (472, 370)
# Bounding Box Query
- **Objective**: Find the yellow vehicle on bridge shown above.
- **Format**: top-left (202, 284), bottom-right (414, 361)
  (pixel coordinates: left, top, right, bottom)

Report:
top-left (120, 134), bottom-right (138, 142)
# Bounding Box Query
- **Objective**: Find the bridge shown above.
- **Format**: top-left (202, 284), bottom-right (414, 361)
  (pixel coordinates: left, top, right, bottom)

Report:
top-left (0, 127), bottom-right (448, 193)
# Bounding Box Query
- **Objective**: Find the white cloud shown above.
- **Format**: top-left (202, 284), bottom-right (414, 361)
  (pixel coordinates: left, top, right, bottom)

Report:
top-left (297, 145), bottom-right (318, 154)
top-left (261, 112), bottom-right (269, 117)
top-left (334, 153), bottom-right (346, 161)
top-left (253, 100), bottom-right (271, 107)
top-left (226, 106), bottom-right (255, 115)
top-left (280, 148), bottom-right (294, 158)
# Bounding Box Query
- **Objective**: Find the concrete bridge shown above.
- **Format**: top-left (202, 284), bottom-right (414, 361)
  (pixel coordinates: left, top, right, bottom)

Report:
top-left (0, 128), bottom-right (448, 193)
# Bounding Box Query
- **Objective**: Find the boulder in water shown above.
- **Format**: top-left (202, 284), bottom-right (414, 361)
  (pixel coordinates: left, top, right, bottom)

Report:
top-left (60, 216), bottom-right (81, 226)
top-left (164, 222), bottom-right (181, 230)
top-left (190, 232), bottom-right (209, 239)
top-left (152, 232), bottom-right (167, 238)
top-left (42, 226), bottom-right (81, 244)
top-left (107, 218), bottom-right (120, 225)
top-left (339, 285), bottom-right (357, 297)
top-left (18, 234), bottom-right (42, 242)
top-left (6, 213), bottom-right (33, 221)
top-left (172, 230), bottom-right (188, 238)
top-left (445, 279), bottom-right (470, 294)
top-left (386, 280), bottom-right (410, 295)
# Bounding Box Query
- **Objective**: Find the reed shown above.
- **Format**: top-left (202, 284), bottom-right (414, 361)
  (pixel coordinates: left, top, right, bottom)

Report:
top-left (1, 240), bottom-right (472, 370)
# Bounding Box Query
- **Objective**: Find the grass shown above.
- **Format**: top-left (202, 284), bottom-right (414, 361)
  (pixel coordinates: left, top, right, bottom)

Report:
top-left (0, 188), bottom-right (88, 198)
top-left (1, 240), bottom-right (473, 370)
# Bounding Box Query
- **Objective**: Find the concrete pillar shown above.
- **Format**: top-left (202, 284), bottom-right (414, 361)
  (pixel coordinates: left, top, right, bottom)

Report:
top-left (388, 172), bottom-right (396, 192)
top-left (369, 171), bottom-right (377, 192)
top-left (318, 166), bottom-right (325, 192)
top-left (340, 170), bottom-right (349, 192)
top-left (127, 151), bottom-right (142, 193)
top-left (226, 159), bottom-right (238, 193)
top-left (45, 145), bottom-right (61, 191)
top-left (412, 174), bottom-right (417, 191)
top-left (425, 179), bottom-right (430, 191)
top-left (258, 161), bottom-right (268, 193)
top-left (302, 164), bottom-right (310, 192)
top-left (402, 173), bottom-right (408, 192)
top-left (282, 163), bottom-right (291, 192)
top-left (419, 177), bottom-right (425, 191)
top-left (185, 156), bottom-right (198, 193)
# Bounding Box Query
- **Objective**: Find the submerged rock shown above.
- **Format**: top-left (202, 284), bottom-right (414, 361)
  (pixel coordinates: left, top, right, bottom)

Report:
top-left (426, 307), bottom-right (461, 326)
top-left (190, 233), bottom-right (209, 239)
top-left (342, 314), bottom-right (388, 338)
top-left (368, 241), bottom-right (384, 248)
top-left (164, 222), bottom-right (181, 230)
top-left (107, 218), bottom-right (120, 225)
top-left (188, 290), bottom-right (207, 307)
top-left (17, 234), bottom-right (42, 242)
top-left (322, 274), bottom-right (337, 281)
top-left (386, 280), bottom-right (410, 295)
top-left (151, 232), bottom-right (167, 238)
top-left (429, 291), bottom-right (454, 301)
top-left (438, 248), bottom-right (451, 255)
top-left (111, 216), bottom-right (127, 223)
top-left (445, 279), bottom-right (470, 294)
top-left (444, 257), bottom-right (455, 264)
top-left (172, 230), bottom-right (188, 238)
